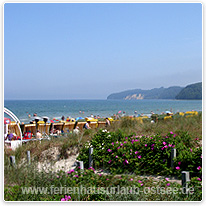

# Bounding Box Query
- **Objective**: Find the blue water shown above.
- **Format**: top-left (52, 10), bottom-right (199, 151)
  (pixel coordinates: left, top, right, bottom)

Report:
top-left (4, 99), bottom-right (202, 123)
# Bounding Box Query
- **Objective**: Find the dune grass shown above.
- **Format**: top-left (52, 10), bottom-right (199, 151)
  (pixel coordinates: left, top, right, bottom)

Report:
top-left (4, 114), bottom-right (202, 201)
top-left (109, 113), bottom-right (202, 140)
top-left (4, 113), bottom-right (202, 165)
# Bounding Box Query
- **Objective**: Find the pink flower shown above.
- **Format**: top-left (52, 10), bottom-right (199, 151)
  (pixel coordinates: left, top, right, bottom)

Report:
top-left (168, 144), bottom-right (172, 147)
top-left (111, 142), bottom-right (114, 145)
top-left (135, 151), bottom-right (138, 154)
top-left (172, 145), bottom-right (175, 148)
top-left (74, 175), bottom-right (79, 178)
top-left (116, 141), bottom-right (118, 144)
top-left (120, 143), bottom-right (123, 146)
top-left (165, 178), bottom-right (169, 181)
top-left (141, 183), bottom-right (144, 186)
top-left (197, 178), bottom-right (201, 181)
top-left (125, 159), bottom-right (129, 164)
top-left (178, 161), bottom-right (181, 165)
top-left (170, 131), bottom-right (173, 134)
top-left (161, 147), bottom-right (164, 150)
top-left (106, 178), bottom-right (109, 180)
top-left (88, 167), bottom-right (95, 171)
top-left (163, 142), bottom-right (167, 145)
top-left (115, 155), bottom-right (118, 158)
top-left (125, 137), bottom-right (128, 139)
top-left (67, 169), bottom-right (75, 174)
top-left (61, 195), bottom-right (71, 201)
top-left (98, 174), bottom-right (102, 176)
top-left (164, 145), bottom-right (168, 149)
top-left (166, 183), bottom-right (171, 186)
top-left (138, 155), bottom-right (141, 159)
top-left (197, 166), bottom-right (201, 170)
top-left (176, 166), bottom-right (180, 170)
top-left (124, 141), bottom-right (127, 144)
top-left (151, 148), bottom-right (154, 150)
top-left (117, 147), bottom-right (120, 150)
top-left (130, 178), bottom-right (133, 181)
top-left (108, 160), bottom-right (112, 164)
top-left (138, 180), bottom-right (142, 183)
top-left (190, 148), bottom-right (193, 152)
top-left (151, 144), bottom-right (155, 147)
top-left (107, 149), bottom-right (112, 152)
top-left (145, 144), bottom-right (147, 147)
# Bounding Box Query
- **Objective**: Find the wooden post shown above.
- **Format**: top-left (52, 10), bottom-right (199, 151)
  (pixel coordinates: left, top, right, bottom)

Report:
top-left (79, 161), bottom-right (84, 171)
top-left (27, 151), bottom-right (31, 165)
top-left (89, 147), bottom-right (93, 168)
top-left (182, 171), bottom-right (190, 194)
top-left (171, 148), bottom-right (176, 169)
top-left (10, 156), bottom-right (16, 168)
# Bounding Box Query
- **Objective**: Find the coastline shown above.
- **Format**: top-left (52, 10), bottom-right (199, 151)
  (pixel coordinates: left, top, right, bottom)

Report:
top-left (4, 99), bottom-right (202, 123)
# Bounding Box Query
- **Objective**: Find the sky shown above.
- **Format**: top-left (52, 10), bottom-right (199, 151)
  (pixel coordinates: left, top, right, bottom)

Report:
top-left (4, 3), bottom-right (202, 100)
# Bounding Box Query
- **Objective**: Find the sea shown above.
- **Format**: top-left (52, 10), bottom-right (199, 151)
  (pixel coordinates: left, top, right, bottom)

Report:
top-left (4, 99), bottom-right (202, 123)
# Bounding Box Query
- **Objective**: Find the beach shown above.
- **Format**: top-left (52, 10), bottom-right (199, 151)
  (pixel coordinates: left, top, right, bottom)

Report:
top-left (4, 99), bottom-right (202, 123)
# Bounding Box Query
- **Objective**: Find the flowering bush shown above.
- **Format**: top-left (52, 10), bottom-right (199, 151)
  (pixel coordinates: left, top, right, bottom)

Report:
top-left (4, 128), bottom-right (202, 201)
top-left (173, 146), bottom-right (202, 178)
top-left (78, 130), bottom-right (202, 177)
top-left (77, 129), bottom-right (126, 168)
top-left (5, 165), bottom-right (201, 201)
top-left (187, 177), bottom-right (202, 200)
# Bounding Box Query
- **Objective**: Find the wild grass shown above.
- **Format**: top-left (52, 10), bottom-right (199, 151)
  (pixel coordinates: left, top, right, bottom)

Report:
top-left (109, 113), bottom-right (202, 140)
top-left (4, 114), bottom-right (202, 168)
top-left (4, 131), bottom-right (93, 164)
top-left (4, 114), bottom-right (202, 201)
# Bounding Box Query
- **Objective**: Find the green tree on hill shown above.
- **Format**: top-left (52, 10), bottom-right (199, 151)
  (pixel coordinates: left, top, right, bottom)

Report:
top-left (175, 82), bottom-right (202, 100)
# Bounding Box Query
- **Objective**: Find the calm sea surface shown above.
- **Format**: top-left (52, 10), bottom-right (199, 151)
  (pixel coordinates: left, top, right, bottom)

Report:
top-left (4, 99), bottom-right (202, 123)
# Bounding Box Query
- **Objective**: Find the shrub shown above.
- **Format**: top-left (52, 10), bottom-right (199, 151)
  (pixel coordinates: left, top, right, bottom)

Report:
top-left (78, 130), bottom-right (202, 177)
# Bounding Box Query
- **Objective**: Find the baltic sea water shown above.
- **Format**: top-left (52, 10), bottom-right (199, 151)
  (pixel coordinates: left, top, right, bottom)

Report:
top-left (4, 99), bottom-right (202, 123)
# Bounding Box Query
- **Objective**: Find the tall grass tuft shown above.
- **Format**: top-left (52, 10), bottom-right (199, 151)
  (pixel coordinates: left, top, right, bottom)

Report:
top-left (110, 113), bottom-right (202, 139)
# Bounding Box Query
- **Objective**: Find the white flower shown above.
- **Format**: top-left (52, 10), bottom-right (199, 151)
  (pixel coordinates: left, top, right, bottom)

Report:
top-left (108, 135), bottom-right (111, 138)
